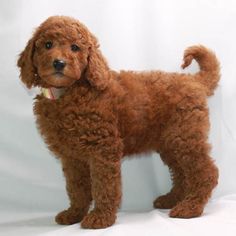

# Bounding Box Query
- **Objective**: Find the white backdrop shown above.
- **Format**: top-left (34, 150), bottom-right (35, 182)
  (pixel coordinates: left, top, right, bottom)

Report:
top-left (0, 0), bottom-right (236, 235)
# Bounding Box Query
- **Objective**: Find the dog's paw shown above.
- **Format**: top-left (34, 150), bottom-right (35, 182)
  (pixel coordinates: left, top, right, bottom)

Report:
top-left (169, 200), bottom-right (203, 218)
top-left (55, 207), bottom-right (87, 225)
top-left (153, 193), bottom-right (179, 209)
top-left (81, 210), bottom-right (116, 229)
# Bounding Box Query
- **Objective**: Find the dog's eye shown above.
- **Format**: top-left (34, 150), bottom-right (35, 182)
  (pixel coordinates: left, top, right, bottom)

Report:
top-left (45, 41), bottom-right (53, 49)
top-left (71, 44), bottom-right (81, 52)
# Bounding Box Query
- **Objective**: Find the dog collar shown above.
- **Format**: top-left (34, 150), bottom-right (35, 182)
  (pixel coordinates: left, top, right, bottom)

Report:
top-left (41, 87), bottom-right (65, 100)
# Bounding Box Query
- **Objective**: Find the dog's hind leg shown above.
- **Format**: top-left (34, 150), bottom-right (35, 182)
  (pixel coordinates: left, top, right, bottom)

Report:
top-left (169, 155), bottom-right (218, 218)
top-left (153, 152), bottom-right (186, 209)
top-left (159, 106), bottom-right (218, 218)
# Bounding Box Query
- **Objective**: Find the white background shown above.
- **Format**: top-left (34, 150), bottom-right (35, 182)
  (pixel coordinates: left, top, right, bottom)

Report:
top-left (0, 0), bottom-right (236, 235)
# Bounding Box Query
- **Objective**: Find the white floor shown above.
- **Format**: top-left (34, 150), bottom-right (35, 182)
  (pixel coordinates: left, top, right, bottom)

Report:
top-left (1, 195), bottom-right (236, 236)
top-left (0, 211), bottom-right (61, 236)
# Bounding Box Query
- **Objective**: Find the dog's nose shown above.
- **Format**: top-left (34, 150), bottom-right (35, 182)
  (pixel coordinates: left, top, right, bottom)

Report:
top-left (53, 59), bottom-right (66, 71)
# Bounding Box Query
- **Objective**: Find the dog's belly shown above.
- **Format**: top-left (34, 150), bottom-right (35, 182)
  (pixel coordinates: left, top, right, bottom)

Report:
top-left (118, 110), bottom-right (162, 156)
top-left (122, 130), bottom-right (160, 156)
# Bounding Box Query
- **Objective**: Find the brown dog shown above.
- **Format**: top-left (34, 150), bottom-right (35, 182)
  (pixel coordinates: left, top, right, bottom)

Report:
top-left (17, 16), bottom-right (219, 229)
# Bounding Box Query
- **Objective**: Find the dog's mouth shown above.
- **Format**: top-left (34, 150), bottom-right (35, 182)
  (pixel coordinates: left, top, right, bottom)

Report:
top-left (53, 71), bottom-right (66, 77)
top-left (39, 71), bottom-right (77, 88)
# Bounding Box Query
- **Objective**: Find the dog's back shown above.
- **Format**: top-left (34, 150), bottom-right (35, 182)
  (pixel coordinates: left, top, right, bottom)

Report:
top-left (111, 45), bottom-right (220, 156)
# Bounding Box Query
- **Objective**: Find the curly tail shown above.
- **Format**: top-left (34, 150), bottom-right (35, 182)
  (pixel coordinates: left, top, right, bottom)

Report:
top-left (182, 45), bottom-right (220, 96)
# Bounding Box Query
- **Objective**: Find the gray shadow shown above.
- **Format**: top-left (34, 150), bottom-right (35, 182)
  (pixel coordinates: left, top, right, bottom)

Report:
top-left (0, 215), bottom-right (59, 228)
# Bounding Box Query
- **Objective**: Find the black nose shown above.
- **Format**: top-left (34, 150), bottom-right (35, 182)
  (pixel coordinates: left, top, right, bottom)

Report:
top-left (53, 59), bottom-right (66, 71)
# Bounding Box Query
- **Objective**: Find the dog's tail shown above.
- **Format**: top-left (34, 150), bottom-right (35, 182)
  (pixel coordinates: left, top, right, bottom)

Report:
top-left (182, 45), bottom-right (220, 96)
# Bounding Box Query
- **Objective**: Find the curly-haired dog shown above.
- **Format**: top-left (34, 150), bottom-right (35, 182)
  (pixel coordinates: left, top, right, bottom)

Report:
top-left (17, 16), bottom-right (220, 229)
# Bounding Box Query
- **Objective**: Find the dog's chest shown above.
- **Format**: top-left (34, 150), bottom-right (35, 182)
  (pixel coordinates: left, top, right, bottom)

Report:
top-left (34, 96), bottom-right (104, 159)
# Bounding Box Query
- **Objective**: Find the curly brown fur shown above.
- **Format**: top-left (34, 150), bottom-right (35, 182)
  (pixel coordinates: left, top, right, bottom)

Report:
top-left (17, 16), bottom-right (220, 229)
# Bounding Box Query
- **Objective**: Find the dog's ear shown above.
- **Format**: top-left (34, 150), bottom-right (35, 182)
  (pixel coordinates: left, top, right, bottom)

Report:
top-left (85, 43), bottom-right (111, 90)
top-left (17, 37), bottom-right (37, 89)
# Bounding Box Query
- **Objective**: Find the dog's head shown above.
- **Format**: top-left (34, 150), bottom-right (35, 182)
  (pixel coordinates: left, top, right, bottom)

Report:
top-left (17, 16), bottom-right (110, 90)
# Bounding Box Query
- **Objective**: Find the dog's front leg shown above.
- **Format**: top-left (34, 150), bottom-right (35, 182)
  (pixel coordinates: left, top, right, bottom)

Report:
top-left (55, 158), bottom-right (92, 225)
top-left (81, 156), bottom-right (121, 229)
